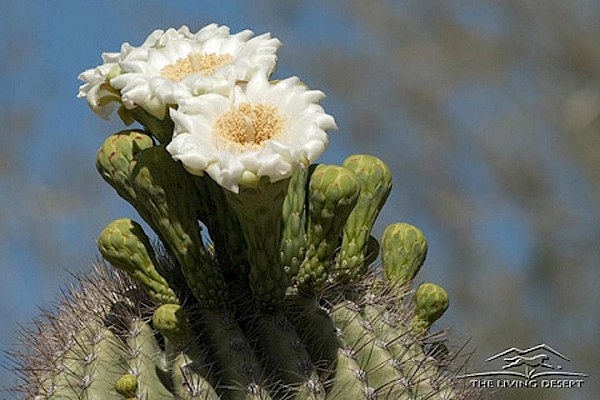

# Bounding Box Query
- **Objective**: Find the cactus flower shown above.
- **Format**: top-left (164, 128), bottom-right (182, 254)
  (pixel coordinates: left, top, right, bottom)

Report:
top-left (77, 51), bottom-right (122, 118)
top-left (110, 24), bottom-right (281, 119)
top-left (166, 73), bottom-right (336, 193)
top-left (77, 26), bottom-right (195, 118)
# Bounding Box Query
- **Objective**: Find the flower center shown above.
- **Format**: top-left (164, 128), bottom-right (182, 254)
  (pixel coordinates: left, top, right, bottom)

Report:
top-left (160, 53), bottom-right (233, 80)
top-left (215, 103), bottom-right (284, 149)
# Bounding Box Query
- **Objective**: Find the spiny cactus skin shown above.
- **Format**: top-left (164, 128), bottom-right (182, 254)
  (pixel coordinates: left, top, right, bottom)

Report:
top-left (9, 133), bottom-right (484, 400)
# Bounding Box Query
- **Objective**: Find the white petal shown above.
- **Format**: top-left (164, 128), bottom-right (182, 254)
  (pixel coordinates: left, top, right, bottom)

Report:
top-left (78, 23), bottom-right (282, 120)
top-left (167, 73), bottom-right (335, 192)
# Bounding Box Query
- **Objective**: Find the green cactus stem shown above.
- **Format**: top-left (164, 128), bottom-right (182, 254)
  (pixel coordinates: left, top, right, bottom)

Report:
top-left (97, 218), bottom-right (179, 305)
top-left (325, 348), bottom-right (370, 400)
top-left (200, 310), bottom-right (270, 400)
top-left (152, 305), bottom-right (221, 400)
top-left (285, 296), bottom-right (341, 379)
top-left (224, 177), bottom-right (291, 313)
top-left (13, 262), bottom-right (478, 400)
top-left (281, 166), bottom-right (310, 282)
top-left (130, 145), bottom-right (227, 309)
top-left (36, 323), bottom-right (127, 399)
top-left (335, 155), bottom-right (392, 283)
top-left (128, 106), bottom-right (174, 144)
top-left (125, 319), bottom-right (174, 399)
top-left (330, 303), bottom-right (412, 400)
top-left (257, 313), bottom-right (325, 399)
top-left (382, 223), bottom-right (428, 286)
top-left (193, 175), bottom-right (250, 298)
top-left (362, 303), bottom-right (451, 400)
top-left (171, 353), bottom-right (220, 400)
top-left (297, 165), bottom-right (359, 295)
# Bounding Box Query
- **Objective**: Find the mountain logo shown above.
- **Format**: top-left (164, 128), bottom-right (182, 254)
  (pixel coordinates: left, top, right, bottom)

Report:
top-left (458, 344), bottom-right (587, 389)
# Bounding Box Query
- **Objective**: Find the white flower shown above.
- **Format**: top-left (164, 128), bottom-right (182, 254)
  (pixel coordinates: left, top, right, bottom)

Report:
top-left (77, 26), bottom-right (196, 118)
top-left (166, 73), bottom-right (337, 193)
top-left (77, 51), bottom-right (122, 118)
top-left (108, 24), bottom-right (281, 119)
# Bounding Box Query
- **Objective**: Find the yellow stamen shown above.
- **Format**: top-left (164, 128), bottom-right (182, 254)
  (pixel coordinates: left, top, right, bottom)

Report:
top-left (215, 103), bottom-right (284, 149)
top-left (160, 53), bottom-right (233, 81)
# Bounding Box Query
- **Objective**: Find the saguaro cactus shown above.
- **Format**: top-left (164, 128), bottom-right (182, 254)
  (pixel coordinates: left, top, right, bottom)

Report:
top-left (9, 23), bottom-right (484, 400)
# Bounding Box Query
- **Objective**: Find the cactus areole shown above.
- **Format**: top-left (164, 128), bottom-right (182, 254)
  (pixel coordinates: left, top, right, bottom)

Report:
top-left (9, 24), bottom-right (484, 400)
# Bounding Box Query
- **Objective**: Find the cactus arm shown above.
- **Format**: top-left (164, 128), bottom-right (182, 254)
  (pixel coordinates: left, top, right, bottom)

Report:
top-left (335, 155), bottom-right (392, 283)
top-left (194, 175), bottom-right (251, 296)
top-left (126, 319), bottom-right (175, 399)
top-left (82, 329), bottom-right (131, 400)
top-left (258, 313), bottom-right (325, 400)
top-left (201, 310), bottom-right (271, 400)
top-left (97, 218), bottom-right (179, 305)
top-left (285, 296), bottom-right (341, 379)
top-left (224, 178), bottom-right (290, 313)
top-left (324, 349), bottom-right (369, 400)
top-left (37, 325), bottom-right (127, 400)
top-left (330, 304), bottom-right (411, 400)
top-left (381, 223), bottom-right (428, 286)
top-left (171, 353), bottom-right (220, 400)
top-left (96, 131), bottom-right (185, 289)
top-left (130, 146), bottom-right (227, 309)
top-left (297, 165), bottom-right (359, 295)
top-left (280, 166), bottom-right (310, 281)
top-left (362, 304), bottom-right (432, 399)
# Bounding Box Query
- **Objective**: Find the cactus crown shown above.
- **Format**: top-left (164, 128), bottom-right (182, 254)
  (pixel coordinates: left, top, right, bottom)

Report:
top-left (8, 23), bottom-right (484, 400)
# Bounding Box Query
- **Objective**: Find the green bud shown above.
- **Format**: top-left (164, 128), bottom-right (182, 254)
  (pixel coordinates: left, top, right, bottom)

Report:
top-left (97, 218), bottom-right (179, 305)
top-left (115, 373), bottom-right (138, 398)
top-left (152, 304), bottom-right (191, 344)
top-left (96, 130), bottom-right (154, 207)
top-left (382, 222), bottom-right (428, 286)
top-left (335, 154), bottom-right (392, 283)
top-left (411, 282), bottom-right (449, 334)
top-left (297, 165), bottom-right (359, 294)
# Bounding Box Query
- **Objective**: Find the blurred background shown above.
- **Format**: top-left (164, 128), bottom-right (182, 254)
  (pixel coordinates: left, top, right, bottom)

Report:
top-left (1, 1), bottom-right (598, 399)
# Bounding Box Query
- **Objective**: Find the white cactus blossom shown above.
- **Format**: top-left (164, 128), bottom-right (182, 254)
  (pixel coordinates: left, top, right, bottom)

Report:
top-left (166, 73), bottom-right (337, 193)
top-left (106, 24), bottom-right (281, 119)
top-left (77, 26), bottom-right (197, 118)
top-left (77, 52), bottom-right (121, 119)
